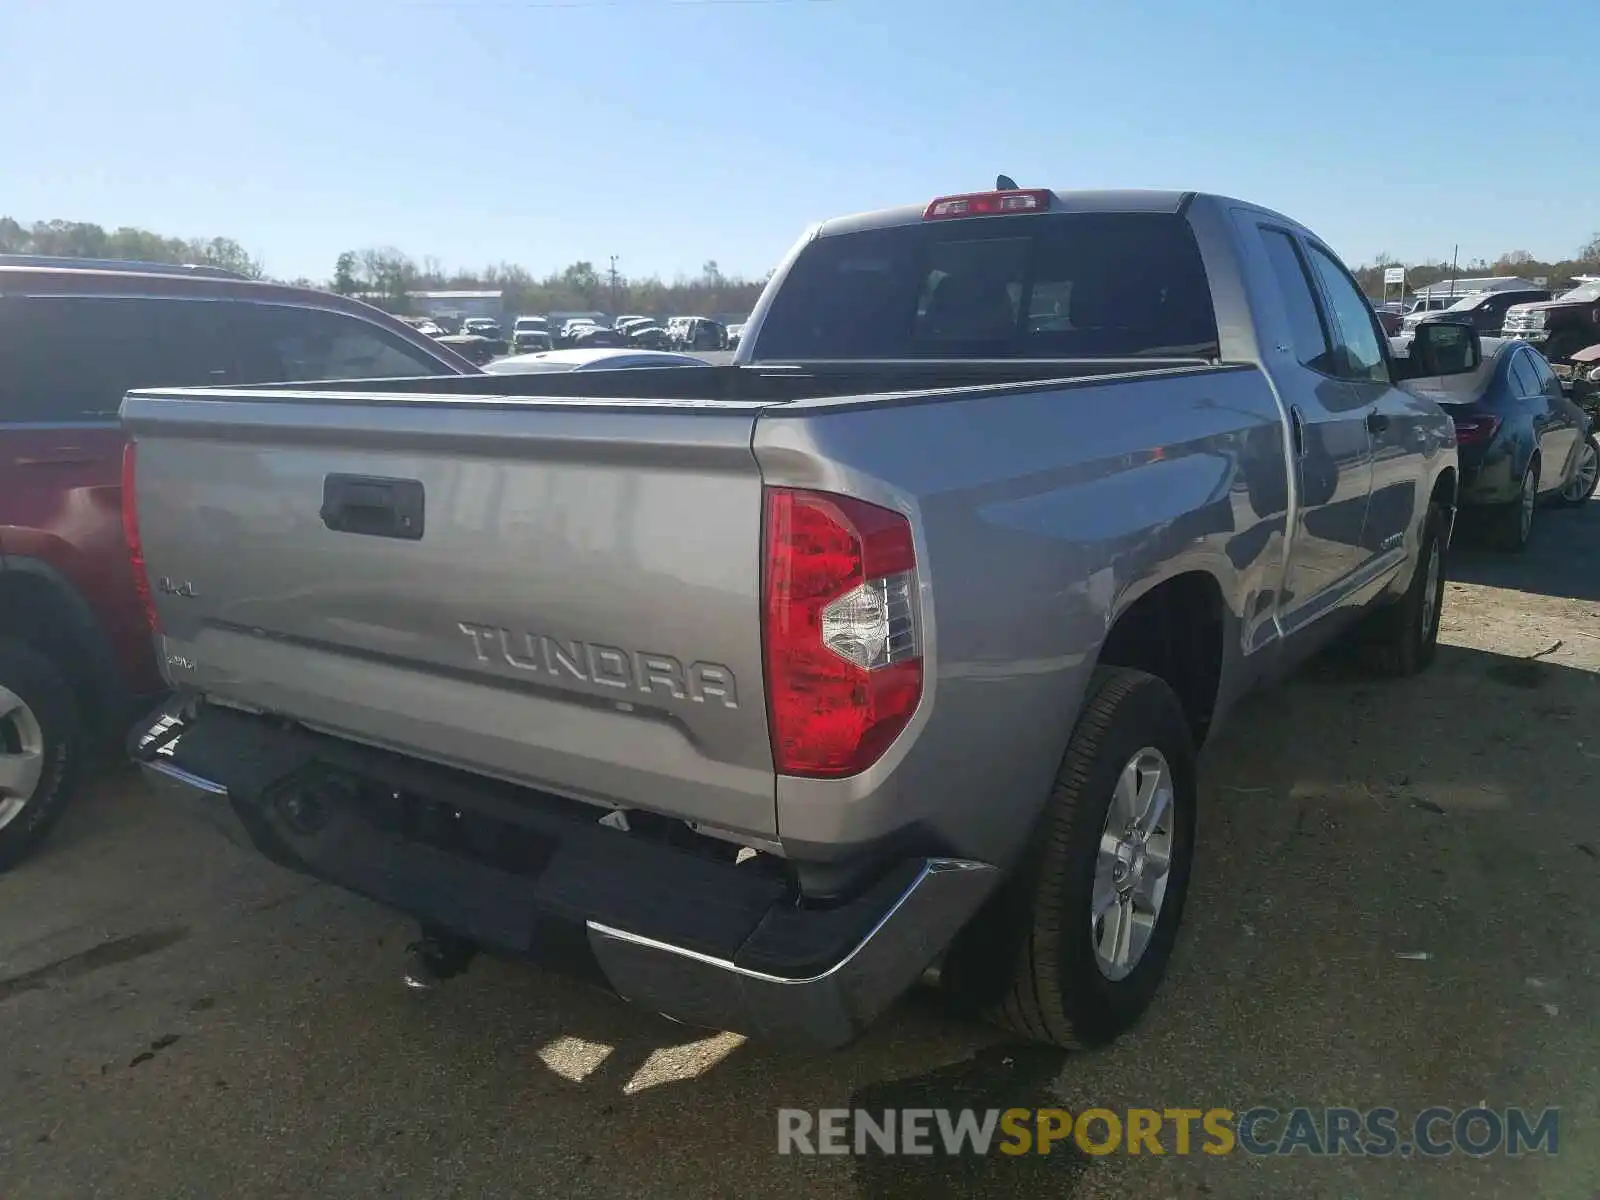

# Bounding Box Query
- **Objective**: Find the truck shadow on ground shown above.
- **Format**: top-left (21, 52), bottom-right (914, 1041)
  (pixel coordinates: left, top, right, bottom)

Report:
top-left (19, 639), bottom-right (1593, 1199)
top-left (450, 640), bottom-right (1597, 1199)
top-left (1448, 498), bottom-right (1600, 601)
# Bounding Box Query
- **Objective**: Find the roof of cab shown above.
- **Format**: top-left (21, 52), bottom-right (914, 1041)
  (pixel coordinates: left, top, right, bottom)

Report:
top-left (815, 189), bottom-right (1198, 239)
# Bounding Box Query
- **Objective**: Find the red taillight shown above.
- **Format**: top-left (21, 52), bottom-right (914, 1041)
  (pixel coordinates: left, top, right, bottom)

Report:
top-left (120, 441), bottom-right (159, 635)
top-left (1453, 414), bottom-right (1502, 445)
top-left (923, 189), bottom-right (1053, 221)
top-left (762, 488), bottom-right (922, 778)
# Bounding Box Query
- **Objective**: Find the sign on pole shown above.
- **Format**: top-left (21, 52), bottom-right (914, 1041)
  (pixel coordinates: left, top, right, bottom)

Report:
top-left (1383, 267), bottom-right (1406, 285)
top-left (1532, 276), bottom-right (1548, 287)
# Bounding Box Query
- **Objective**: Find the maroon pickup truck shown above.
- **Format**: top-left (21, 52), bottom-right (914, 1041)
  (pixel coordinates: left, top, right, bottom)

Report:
top-left (0, 257), bottom-right (476, 868)
top-left (1502, 279), bottom-right (1600, 364)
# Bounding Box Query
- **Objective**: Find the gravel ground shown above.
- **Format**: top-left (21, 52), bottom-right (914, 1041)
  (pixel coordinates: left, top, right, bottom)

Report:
top-left (2, 500), bottom-right (1597, 1200)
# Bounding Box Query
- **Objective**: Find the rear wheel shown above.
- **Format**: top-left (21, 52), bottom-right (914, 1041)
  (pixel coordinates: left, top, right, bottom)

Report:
top-left (1486, 457), bottom-right (1538, 553)
top-left (939, 667), bottom-right (1197, 1048)
top-left (0, 641), bottom-right (81, 871)
top-left (1556, 435), bottom-right (1600, 507)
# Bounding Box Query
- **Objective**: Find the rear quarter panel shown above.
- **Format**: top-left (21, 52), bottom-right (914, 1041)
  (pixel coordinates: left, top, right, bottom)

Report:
top-left (754, 365), bottom-right (1291, 868)
top-left (0, 423), bottom-right (160, 694)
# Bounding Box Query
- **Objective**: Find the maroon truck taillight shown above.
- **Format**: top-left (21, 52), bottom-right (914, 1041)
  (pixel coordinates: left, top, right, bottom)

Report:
top-left (762, 488), bottom-right (922, 778)
top-left (120, 442), bottom-right (159, 635)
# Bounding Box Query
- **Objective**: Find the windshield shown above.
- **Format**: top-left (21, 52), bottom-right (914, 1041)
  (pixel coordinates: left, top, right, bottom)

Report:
top-left (1559, 281), bottom-right (1600, 303)
top-left (753, 212), bottom-right (1219, 360)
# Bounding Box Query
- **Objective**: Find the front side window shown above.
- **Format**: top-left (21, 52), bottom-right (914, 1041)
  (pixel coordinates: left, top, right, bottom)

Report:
top-left (1305, 243), bottom-right (1389, 385)
top-left (230, 304), bottom-right (449, 383)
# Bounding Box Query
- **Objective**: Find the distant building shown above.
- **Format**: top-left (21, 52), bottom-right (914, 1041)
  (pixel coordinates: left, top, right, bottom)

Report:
top-left (407, 290), bottom-right (505, 322)
top-left (1411, 276), bottom-right (1540, 301)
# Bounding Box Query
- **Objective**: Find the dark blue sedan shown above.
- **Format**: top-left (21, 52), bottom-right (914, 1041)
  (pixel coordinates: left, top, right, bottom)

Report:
top-left (1404, 337), bottom-right (1599, 551)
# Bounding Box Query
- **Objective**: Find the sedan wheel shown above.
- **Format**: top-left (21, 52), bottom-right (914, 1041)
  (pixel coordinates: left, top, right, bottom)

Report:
top-left (1487, 460), bottom-right (1538, 553)
top-left (1558, 435), bottom-right (1600, 506)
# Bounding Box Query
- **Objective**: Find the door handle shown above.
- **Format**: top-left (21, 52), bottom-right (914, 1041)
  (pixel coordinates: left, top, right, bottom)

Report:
top-left (1289, 405), bottom-right (1307, 457)
top-left (1366, 410), bottom-right (1391, 435)
top-left (320, 474), bottom-right (425, 540)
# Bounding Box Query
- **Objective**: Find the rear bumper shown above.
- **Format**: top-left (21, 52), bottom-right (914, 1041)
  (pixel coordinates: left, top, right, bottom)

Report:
top-left (132, 699), bottom-right (996, 1046)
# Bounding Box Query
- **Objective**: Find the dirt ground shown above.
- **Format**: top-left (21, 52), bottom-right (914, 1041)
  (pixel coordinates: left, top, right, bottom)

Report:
top-left (2, 500), bottom-right (1597, 1200)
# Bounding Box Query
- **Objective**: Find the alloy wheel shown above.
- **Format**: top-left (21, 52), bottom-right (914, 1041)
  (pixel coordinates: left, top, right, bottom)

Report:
top-left (1092, 747), bottom-right (1176, 981)
top-left (1563, 441), bottom-right (1598, 504)
top-left (0, 684), bottom-right (45, 831)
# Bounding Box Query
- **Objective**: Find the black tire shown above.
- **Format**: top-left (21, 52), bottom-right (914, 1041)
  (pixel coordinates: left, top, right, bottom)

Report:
top-left (0, 641), bottom-right (82, 871)
top-left (1554, 434), bottom-right (1600, 508)
top-left (940, 667), bottom-right (1197, 1048)
top-left (1485, 456), bottom-right (1538, 553)
top-left (1357, 503), bottom-right (1448, 678)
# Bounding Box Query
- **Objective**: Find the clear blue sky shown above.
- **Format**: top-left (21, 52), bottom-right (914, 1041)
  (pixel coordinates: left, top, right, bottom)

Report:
top-left (4, 0), bottom-right (1595, 283)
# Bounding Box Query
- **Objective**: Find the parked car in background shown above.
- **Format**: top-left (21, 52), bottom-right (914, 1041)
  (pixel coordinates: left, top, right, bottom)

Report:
top-left (511, 316), bottom-right (552, 353)
top-left (400, 316), bottom-right (447, 338)
top-left (482, 347), bottom-right (709, 374)
top-left (461, 317), bottom-right (502, 340)
top-left (1369, 305), bottom-right (1403, 337)
top-left (726, 322), bottom-right (747, 348)
top-left (667, 315), bottom-right (726, 351)
top-left (570, 326), bottom-right (628, 349)
top-left (1501, 279), bottom-right (1600, 364)
top-left (1406, 337), bottom-right (1597, 551)
top-left (614, 315), bottom-right (650, 330)
top-left (624, 324), bottom-right (671, 349)
top-left (128, 186), bottom-right (1470, 1049)
top-left (433, 334), bottom-right (499, 365)
top-left (1402, 288), bottom-right (1550, 338)
top-left (557, 318), bottom-right (598, 346)
top-left (0, 258), bottom-right (476, 868)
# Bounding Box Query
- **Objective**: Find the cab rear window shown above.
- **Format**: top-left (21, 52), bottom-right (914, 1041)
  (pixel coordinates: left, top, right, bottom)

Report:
top-left (753, 212), bottom-right (1219, 361)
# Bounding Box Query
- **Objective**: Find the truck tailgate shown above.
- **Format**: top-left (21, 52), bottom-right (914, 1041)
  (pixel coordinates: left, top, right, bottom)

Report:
top-left (123, 389), bottom-right (778, 840)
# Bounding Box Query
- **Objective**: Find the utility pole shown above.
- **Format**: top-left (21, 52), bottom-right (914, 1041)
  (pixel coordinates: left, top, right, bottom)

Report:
top-left (608, 255), bottom-right (620, 317)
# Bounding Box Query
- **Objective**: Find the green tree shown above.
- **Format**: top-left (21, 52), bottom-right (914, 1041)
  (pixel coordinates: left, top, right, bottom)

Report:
top-left (560, 261), bottom-right (601, 306)
top-left (332, 251), bottom-right (359, 295)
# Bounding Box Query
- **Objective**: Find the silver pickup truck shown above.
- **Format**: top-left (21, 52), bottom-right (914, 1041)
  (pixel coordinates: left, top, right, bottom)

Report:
top-left (124, 188), bottom-right (1482, 1049)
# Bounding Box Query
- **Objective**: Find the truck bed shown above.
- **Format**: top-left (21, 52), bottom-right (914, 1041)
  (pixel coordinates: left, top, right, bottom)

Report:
top-left (121, 356), bottom-right (1264, 856)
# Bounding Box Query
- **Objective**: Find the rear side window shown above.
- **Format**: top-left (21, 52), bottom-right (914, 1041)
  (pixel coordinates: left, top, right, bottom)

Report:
top-left (754, 212), bottom-right (1219, 360)
top-left (229, 304), bottom-right (450, 383)
top-left (1526, 349), bottom-right (1558, 392)
top-left (1508, 352), bottom-right (1544, 400)
top-left (1258, 230), bottom-right (1334, 370)
top-left (0, 296), bottom-right (239, 423)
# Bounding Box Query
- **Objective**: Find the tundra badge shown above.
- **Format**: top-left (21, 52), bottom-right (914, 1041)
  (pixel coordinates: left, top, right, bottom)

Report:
top-left (457, 622), bottom-right (738, 708)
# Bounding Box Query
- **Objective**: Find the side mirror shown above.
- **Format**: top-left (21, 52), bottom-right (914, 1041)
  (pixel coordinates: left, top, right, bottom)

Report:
top-left (1401, 321), bottom-right (1481, 379)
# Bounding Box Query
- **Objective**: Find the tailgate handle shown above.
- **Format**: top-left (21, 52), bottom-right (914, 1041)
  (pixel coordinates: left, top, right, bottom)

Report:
top-left (320, 474), bottom-right (424, 541)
